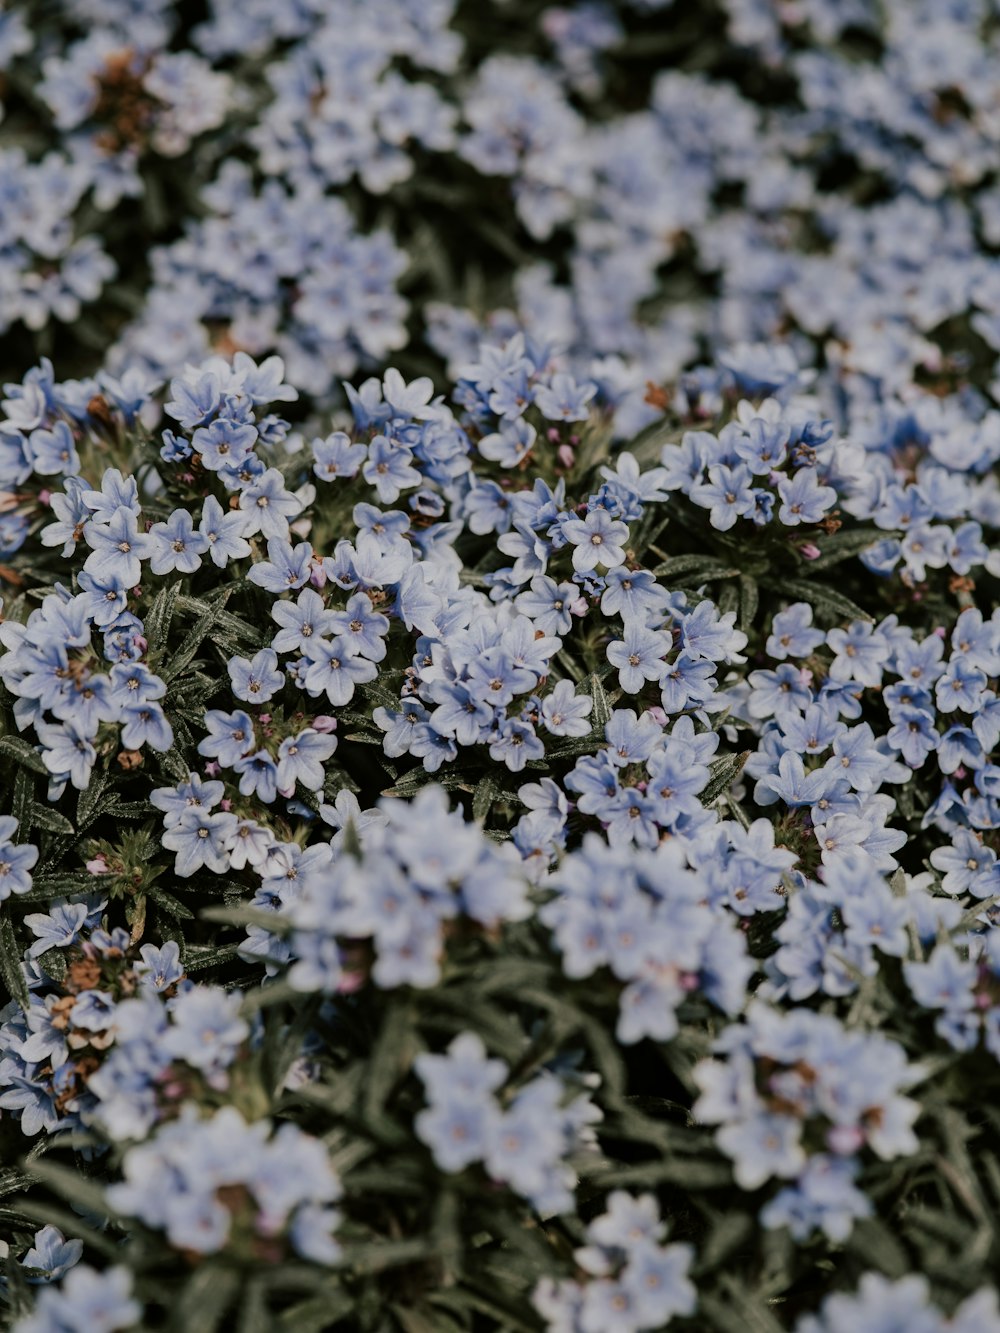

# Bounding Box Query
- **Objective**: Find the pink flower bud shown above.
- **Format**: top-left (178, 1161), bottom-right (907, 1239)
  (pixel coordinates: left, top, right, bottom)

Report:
top-left (86, 855), bottom-right (109, 875)
top-left (547, 428), bottom-right (561, 443)
top-left (221, 798), bottom-right (232, 812)
top-left (557, 444), bottom-right (575, 469)
top-left (204, 761), bottom-right (220, 777)
top-left (311, 715), bottom-right (337, 733)
top-left (799, 543), bottom-right (821, 560)
top-left (647, 706), bottom-right (668, 726)
top-left (827, 1124), bottom-right (865, 1155)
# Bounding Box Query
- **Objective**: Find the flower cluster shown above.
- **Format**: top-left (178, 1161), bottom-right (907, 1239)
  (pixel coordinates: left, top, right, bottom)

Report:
top-left (107, 1105), bottom-right (342, 1262)
top-left (258, 786), bottom-right (531, 992)
top-left (0, 0), bottom-right (997, 438)
top-left (532, 1192), bottom-right (696, 1332)
top-left (0, 277), bottom-right (994, 1329)
top-left (1, 1), bottom-right (1000, 1310)
top-left (694, 1004), bottom-right (922, 1242)
top-left (414, 1032), bottom-right (601, 1215)
top-left (795, 1274), bottom-right (1000, 1333)
top-left (0, 314), bottom-right (995, 1325)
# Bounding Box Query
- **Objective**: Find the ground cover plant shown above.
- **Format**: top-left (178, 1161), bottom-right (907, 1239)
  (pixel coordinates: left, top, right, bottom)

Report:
top-left (1, 1), bottom-right (1000, 1331)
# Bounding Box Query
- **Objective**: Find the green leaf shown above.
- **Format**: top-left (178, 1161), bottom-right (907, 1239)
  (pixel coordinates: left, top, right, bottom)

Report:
top-left (738, 575), bottom-right (759, 631)
top-left (700, 1283), bottom-right (787, 1333)
top-left (653, 555), bottom-right (741, 579)
top-left (276, 1292), bottom-right (355, 1331)
top-left (362, 999), bottom-right (416, 1144)
top-left (847, 1217), bottom-right (910, 1277)
top-left (14, 871), bottom-right (98, 903)
top-left (237, 1277), bottom-right (272, 1333)
top-left (144, 581), bottom-right (180, 650)
top-left (588, 671), bottom-right (612, 731)
top-left (701, 751), bottom-right (751, 805)
top-left (183, 942), bottom-right (240, 972)
top-left (12, 767), bottom-right (33, 838)
top-left (0, 1166), bottom-right (32, 1199)
top-left (202, 904), bottom-right (292, 935)
top-left (37, 947), bottom-right (67, 984)
top-left (804, 526), bottom-right (881, 571)
top-left (76, 771), bottom-right (110, 831)
top-left (162, 584), bottom-right (236, 683)
top-left (697, 1212), bottom-right (754, 1273)
top-left (0, 735), bottom-right (47, 775)
top-left (384, 767), bottom-right (434, 798)
top-left (473, 773), bottom-right (502, 823)
top-left (394, 1306), bottom-right (455, 1333)
top-left (177, 1265), bottom-right (241, 1333)
top-left (147, 883), bottom-right (195, 920)
top-left (24, 1158), bottom-right (111, 1219)
top-left (28, 803), bottom-right (74, 836)
top-left (0, 915), bottom-right (29, 1009)
top-left (776, 578), bottom-right (873, 624)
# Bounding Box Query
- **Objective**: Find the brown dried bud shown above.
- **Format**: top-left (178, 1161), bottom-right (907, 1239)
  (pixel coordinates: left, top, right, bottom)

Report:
top-left (644, 381), bottom-right (671, 410)
top-left (87, 395), bottom-right (115, 427)
top-left (67, 959), bottom-right (103, 993)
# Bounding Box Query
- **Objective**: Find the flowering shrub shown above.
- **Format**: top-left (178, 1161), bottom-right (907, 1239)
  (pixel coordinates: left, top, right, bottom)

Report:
top-left (1, 2), bottom-right (1000, 1332)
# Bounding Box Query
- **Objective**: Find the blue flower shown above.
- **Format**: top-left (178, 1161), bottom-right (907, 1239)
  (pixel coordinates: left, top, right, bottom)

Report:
top-left (271, 588), bottom-right (336, 653)
top-left (165, 986), bottom-right (248, 1072)
top-left (328, 592), bottom-right (390, 661)
top-left (362, 435), bottom-right (421, 503)
top-left (533, 372), bottom-right (597, 421)
top-left (148, 509), bottom-right (209, 576)
top-left (13, 1264), bottom-right (140, 1332)
top-left (136, 940), bottom-right (185, 992)
top-left (161, 808), bottom-right (237, 876)
top-left (36, 719), bottom-right (97, 790)
top-left (247, 538), bottom-right (313, 593)
top-left (82, 507), bottom-right (154, 587)
top-left (120, 702), bottom-right (174, 753)
top-left (197, 709), bottom-right (256, 766)
top-left (607, 624), bottom-right (671, 694)
top-left (690, 464), bottom-right (756, 530)
top-left (302, 637), bottom-right (378, 706)
top-left (312, 431), bottom-right (367, 483)
top-left (0, 817), bottom-right (38, 900)
top-left (234, 749), bottom-right (280, 802)
top-left (540, 679), bottom-right (593, 737)
top-left (489, 718), bottom-right (545, 771)
top-left (228, 647), bottom-right (285, 704)
top-left (776, 467), bottom-right (837, 525)
top-left (192, 418), bottom-right (258, 472)
top-left (561, 508), bottom-right (629, 573)
top-left (27, 420), bottom-right (80, 476)
top-left (20, 1225), bottom-right (83, 1284)
top-left (238, 468), bottom-right (302, 541)
top-left (277, 729), bottom-right (338, 792)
